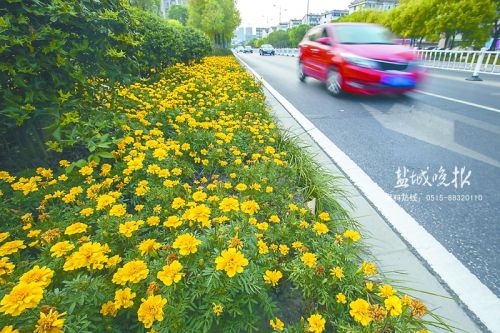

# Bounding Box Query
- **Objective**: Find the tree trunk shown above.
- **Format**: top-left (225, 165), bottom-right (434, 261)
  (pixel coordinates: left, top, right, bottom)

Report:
top-left (489, 20), bottom-right (499, 51)
top-left (418, 37), bottom-right (424, 48)
top-left (444, 34), bottom-right (450, 49)
top-left (450, 33), bottom-right (456, 49)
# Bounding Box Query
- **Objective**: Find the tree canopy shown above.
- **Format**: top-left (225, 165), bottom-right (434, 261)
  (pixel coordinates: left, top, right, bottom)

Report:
top-left (168, 4), bottom-right (188, 25)
top-left (188, 0), bottom-right (241, 48)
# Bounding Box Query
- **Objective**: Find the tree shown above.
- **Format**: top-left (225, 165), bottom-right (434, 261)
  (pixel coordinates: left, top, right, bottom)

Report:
top-left (488, 0), bottom-right (499, 50)
top-left (188, 0), bottom-right (240, 48)
top-left (265, 30), bottom-right (290, 48)
top-left (168, 4), bottom-right (188, 25)
top-left (129, 0), bottom-right (161, 15)
top-left (429, 0), bottom-right (496, 48)
top-left (288, 24), bottom-right (310, 47)
top-left (387, 0), bottom-right (435, 47)
top-left (337, 9), bottom-right (387, 24)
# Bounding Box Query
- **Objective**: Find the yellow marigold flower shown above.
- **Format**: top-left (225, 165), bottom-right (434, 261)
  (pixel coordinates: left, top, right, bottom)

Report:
top-left (270, 317), bottom-right (284, 331)
top-left (96, 194), bottom-right (116, 210)
top-left (318, 212), bottom-right (330, 221)
top-left (34, 309), bottom-right (65, 333)
top-left (0, 325), bottom-right (19, 333)
top-left (212, 303), bottom-right (223, 316)
top-left (336, 293), bottom-right (347, 304)
top-left (219, 197), bottom-right (239, 212)
top-left (135, 204), bottom-right (144, 212)
top-left (171, 197), bottom-right (186, 209)
top-left (263, 270), bottom-right (283, 287)
top-left (27, 229), bottom-right (41, 238)
top-left (164, 216), bottom-right (182, 229)
top-left (279, 244), bottom-right (289, 256)
top-left (119, 220), bottom-right (143, 238)
top-left (157, 260), bottom-right (184, 286)
top-left (19, 265), bottom-right (53, 288)
top-left (146, 216), bottom-right (160, 226)
top-left (256, 222), bottom-right (269, 231)
top-left (79, 166), bottom-right (93, 176)
top-left (215, 248), bottom-right (249, 278)
top-left (100, 301), bottom-right (117, 317)
top-left (369, 304), bottom-right (387, 321)
top-left (64, 222), bottom-right (88, 235)
top-left (0, 257), bottom-right (15, 277)
top-left (240, 200), bottom-right (260, 215)
top-left (192, 191), bottom-right (207, 202)
top-left (343, 229), bottom-right (360, 242)
top-left (299, 221), bottom-right (309, 229)
top-left (0, 240), bottom-right (26, 256)
top-left (330, 266), bottom-right (344, 280)
top-left (365, 282), bottom-right (374, 291)
top-left (288, 203), bottom-right (298, 211)
top-left (349, 299), bottom-right (372, 326)
top-left (312, 223), bottom-right (329, 235)
top-left (172, 234), bottom-right (201, 256)
top-left (114, 288), bottom-right (136, 309)
top-left (112, 260), bottom-right (149, 285)
top-left (171, 168), bottom-right (182, 176)
top-left (257, 239), bottom-right (269, 254)
top-left (183, 204), bottom-right (211, 226)
top-left (0, 282), bottom-right (44, 316)
top-left (362, 261), bottom-right (377, 277)
top-left (109, 204), bottom-right (127, 217)
top-left (63, 242), bottom-right (110, 271)
top-left (106, 255), bottom-right (122, 268)
top-left (307, 314), bottom-right (326, 333)
top-left (384, 295), bottom-right (402, 316)
top-left (137, 295), bottom-right (167, 329)
top-left (301, 252), bottom-right (317, 268)
top-left (138, 239), bottom-right (162, 256)
top-left (378, 284), bottom-right (396, 298)
top-left (80, 208), bottom-right (94, 217)
top-left (0, 232), bottom-right (9, 243)
top-left (265, 186), bottom-right (273, 193)
top-left (269, 215), bottom-right (280, 223)
top-left (292, 241), bottom-right (303, 249)
top-left (59, 160), bottom-right (70, 168)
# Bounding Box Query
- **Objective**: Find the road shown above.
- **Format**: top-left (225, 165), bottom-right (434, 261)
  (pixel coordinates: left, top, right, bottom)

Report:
top-left (237, 52), bottom-right (500, 298)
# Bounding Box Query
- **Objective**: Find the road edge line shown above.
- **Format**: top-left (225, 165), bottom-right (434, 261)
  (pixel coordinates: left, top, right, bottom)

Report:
top-left (234, 52), bottom-right (500, 332)
top-left (415, 89), bottom-right (500, 113)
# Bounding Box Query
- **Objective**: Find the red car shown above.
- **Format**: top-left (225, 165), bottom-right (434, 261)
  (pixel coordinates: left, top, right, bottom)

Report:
top-left (298, 23), bottom-right (425, 96)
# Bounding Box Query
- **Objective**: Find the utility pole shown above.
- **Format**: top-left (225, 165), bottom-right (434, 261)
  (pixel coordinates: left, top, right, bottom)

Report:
top-left (306, 0), bottom-right (310, 25)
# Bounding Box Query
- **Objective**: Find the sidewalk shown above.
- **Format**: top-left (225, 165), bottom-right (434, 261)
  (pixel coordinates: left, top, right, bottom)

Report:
top-left (262, 88), bottom-right (485, 333)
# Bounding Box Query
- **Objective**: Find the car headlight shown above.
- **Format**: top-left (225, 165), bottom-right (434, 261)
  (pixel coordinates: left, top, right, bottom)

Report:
top-left (341, 53), bottom-right (379, 69)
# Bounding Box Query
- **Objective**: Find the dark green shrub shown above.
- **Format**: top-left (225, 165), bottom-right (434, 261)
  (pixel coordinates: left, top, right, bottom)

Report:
top-left (0, 0), bottom-right (210, 169)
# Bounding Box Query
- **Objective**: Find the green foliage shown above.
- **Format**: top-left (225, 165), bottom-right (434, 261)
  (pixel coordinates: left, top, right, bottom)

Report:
top-left (129, 0), bottom-right (162, 15)
top-left (261, 30), bottom-right (290, 48)
top-left (168, 4), bottom-right (188, 25)
top-left (0, 0), bottom-right (210, 170)
top-left (188, 0), bottom-right (241, 48)
top-left (288, 25), bottom-right (311, 47)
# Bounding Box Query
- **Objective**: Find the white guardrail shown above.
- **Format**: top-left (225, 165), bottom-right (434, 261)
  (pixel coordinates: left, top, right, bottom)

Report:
top-left (275, 47), bottom-right (500, 76)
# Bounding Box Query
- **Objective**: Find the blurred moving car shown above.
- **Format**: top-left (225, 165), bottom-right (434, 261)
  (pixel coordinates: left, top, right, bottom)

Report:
top-left (298, 23), bottom-right (425, 96)
top-left (243, 46), bottom-right (253, 53)
top-left (259, 44), bottom-right (275, 56)
top-left (236, 46), bottom-right (244, 53)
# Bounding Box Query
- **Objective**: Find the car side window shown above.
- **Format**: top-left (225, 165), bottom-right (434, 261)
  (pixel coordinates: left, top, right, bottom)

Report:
top-left (307, 27), bottom-right (321, 42)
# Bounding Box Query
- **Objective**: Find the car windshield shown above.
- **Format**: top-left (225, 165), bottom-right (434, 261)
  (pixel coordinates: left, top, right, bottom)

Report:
top-left (262, 44), bottom-right (273, 48)
top-left (333, 25), bottom-right (395, 45)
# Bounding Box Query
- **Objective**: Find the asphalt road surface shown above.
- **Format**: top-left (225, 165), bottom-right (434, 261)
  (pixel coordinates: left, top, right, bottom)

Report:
top-left (237, 52), bottom-right (500, 298)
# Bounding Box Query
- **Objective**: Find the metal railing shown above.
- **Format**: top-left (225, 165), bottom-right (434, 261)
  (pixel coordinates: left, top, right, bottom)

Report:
top-left (415, 49), bottom-right (500, 75)
top-left (274, 48), bottom-right (500, 76)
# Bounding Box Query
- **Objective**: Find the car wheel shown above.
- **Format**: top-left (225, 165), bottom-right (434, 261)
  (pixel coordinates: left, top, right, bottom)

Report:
top-left (298, 62), bottom-right (306, 82)
top-left (326, 68), bottom-right (343, 97)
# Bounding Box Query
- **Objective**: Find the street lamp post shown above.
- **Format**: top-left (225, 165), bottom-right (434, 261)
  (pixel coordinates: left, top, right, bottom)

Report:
top-left (306, 0), bottom-right (310, 25)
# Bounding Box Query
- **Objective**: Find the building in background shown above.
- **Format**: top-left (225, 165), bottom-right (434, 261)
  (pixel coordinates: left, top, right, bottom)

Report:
top-left (348, 0), bottom-right (398, 13)
top-left (288, 19), bottom-right (302, 29)
top-left (234, 27), bottom-right (255, 45)
top-left (160, 0), bottom-right (187, 18)
top-left (256, 27), bottom-right (269, 39)
top-left (277, 22), bottom-right (289, 31)
top-left (320, 9), bottom-right (349, 24)
top-left (302, 14), bottom-right (321, 26)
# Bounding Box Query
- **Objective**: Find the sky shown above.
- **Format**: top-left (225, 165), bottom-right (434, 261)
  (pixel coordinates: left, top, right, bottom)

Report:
top-left (236, 0), bottom-right (352, 27)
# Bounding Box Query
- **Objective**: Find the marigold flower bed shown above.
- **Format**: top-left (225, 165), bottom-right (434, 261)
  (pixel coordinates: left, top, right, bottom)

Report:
top-left (0, 57), bottom-right (440, 332)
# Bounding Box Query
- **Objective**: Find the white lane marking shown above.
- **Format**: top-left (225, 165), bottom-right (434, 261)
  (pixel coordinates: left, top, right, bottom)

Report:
top-left (235, 53), bottom-right (500, 331)
top-left (415, 90), bottom-right (500, 113)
